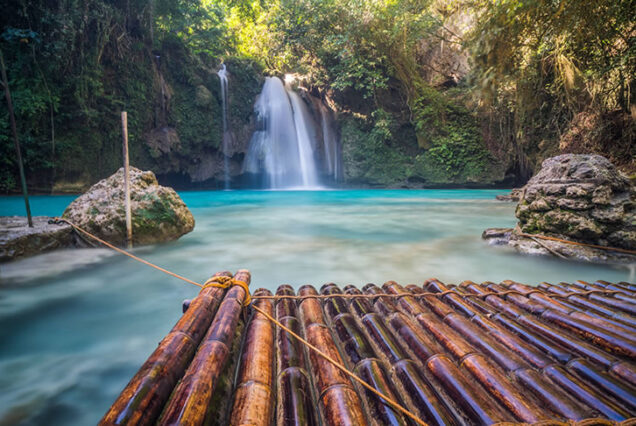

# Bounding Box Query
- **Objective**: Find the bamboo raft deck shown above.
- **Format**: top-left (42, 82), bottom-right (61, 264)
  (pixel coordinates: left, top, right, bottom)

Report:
top-left (100, 272), bottom-right (636, 425)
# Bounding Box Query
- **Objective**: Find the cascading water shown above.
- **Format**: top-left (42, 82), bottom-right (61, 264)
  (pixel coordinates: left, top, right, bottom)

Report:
top-left (286, 88), bottom-right (320, 187)
top-left (244, 76), bottom-right (321, 189)
top-left (217, 64), bottom-right (230, 189)
top-left (319, 104), bottom-right (343, 182)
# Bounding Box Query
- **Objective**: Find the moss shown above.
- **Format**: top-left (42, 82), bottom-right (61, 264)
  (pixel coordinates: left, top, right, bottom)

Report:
top-left (341, 100), bottom-right (503, 186)
top-left (341, 113), bottom-right (413, 185)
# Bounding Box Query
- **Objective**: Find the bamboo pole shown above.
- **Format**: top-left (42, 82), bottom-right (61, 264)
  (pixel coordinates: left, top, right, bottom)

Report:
top-left (229, 289), bottom-right (275, 426)
top-left (364, 284), bottom-right (512, 425)
top-left (158, 270), bottom-right (250, 425)
top-left (418, 282), bottom-right (620, 421)
top-left (542, 283), bottom-right (636, 328)
top-left (338, 285), bottom-right (458, 426)
top-left (274, 285), bottom-right (318, 426)
top-left (464, 282), bottom-right (636, 393)
top-left (543, 365), bottom-right (628, 420)
top-left (0, 49), bottom-right (32, 227)
top-left (297, 285), bottom-right (367, 426)
top-left (595, 280), bottom-right (636, 296)
top-left (384, 281), bottom-right (562, 423)
top-left (477, 280), bottom-right (636, 359)
top-left (121, 111), bottom-right (132, 248)
top-left (100, 271), bottom-right (232, 425)
top-left (319, 284), bottom-right (409, 426)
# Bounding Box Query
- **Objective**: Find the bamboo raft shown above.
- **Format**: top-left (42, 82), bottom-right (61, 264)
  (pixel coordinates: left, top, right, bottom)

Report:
top-left (100, 271), bottom-right (636, 425)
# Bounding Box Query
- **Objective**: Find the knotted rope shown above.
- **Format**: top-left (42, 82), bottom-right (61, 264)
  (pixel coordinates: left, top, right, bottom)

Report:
top-left (202, 275), bottom-right (251, 306)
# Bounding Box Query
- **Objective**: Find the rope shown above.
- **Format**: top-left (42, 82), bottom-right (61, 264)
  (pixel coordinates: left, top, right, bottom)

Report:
top-left (53, 217), bottom-right (204, 288)
top-left (203, 275), bottom-right (251, 306)
top-left (54, 217), bottom-right (630, 304)
top-left (250, 288), bottom-right (630, 302)
top-left (250, 303), bottom-right (428, 426)
top-left (518, 232), bottom-right (636, 256)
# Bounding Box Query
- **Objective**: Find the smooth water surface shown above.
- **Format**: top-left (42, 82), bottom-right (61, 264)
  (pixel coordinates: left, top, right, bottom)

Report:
top-left (0, 190), bottom-right (632, 425)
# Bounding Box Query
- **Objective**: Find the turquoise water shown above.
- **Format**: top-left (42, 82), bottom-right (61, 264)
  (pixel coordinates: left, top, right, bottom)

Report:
top-left (0, 190), bottom-right (633, 425)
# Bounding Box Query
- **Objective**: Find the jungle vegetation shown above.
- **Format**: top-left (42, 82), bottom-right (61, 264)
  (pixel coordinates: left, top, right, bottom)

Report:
top-left (1, 0), bottom-right (634, 191)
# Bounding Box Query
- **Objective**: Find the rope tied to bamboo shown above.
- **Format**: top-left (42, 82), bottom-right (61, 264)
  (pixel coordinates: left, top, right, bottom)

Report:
top-left (202, 275), bottom-right (251, 306)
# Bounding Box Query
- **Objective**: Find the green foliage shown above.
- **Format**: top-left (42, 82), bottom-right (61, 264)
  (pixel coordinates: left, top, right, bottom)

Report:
top-left (467, 0), bottom-right (635, 175)
top-left (341, 111), bottom-right (413, 185)
top-left (342, 103), bottom-right (497, 185)
top-left (3, 0), bottom-right (629, 191)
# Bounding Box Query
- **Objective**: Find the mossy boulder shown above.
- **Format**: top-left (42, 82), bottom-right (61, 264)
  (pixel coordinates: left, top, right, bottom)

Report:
top-left (63, 167), bottom-right (194, 246)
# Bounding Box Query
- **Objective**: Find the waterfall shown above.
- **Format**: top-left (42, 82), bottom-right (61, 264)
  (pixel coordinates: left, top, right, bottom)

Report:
top-left (319, 104), bottom-right (343, 182)
top-left (244, 76), bottom-right (321, 189)
top-left (286, 88), bottom-right (319, 187)
top-left (217, 64), bottom-right (230, 189)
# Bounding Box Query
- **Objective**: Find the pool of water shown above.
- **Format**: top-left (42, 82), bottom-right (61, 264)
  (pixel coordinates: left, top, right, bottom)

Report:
top-left (0, 189), bottom-right (633, 424)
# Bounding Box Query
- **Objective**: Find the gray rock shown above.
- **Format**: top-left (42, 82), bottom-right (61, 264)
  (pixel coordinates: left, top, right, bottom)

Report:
top-left (481, 228), bottom-right (513, 245)
top-left (495, 188), bottom-right (523, 202)
top-left (486, 154), bottom-right (636, 264)
top-left (482, 226), bottom-right (636, 264)
top-left (554, 198), bottom-right (591, 210)
top-left (63, 167), bottom-right (195, 246)
top-left (0, 216), bottom-right (77, 262)
top-left (528, 198), bottom-right (551, 212)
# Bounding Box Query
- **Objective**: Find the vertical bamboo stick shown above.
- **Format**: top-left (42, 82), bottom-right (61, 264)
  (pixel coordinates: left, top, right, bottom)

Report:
top-left (229, 289), bottom-right (275, 426)
top-left (158, 270), bottom-right (250, 425)
top-left (121, 111), bottom-right (132, 248)
top-left (0, 49), bottom-right (32, 227)
top-left (100, 271), bottom-right (232, 426)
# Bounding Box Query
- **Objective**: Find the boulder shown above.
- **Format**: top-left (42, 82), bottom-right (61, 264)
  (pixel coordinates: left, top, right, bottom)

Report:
top-left (484, 154), bottom-right (636, 263)
top-left (63, 167), bottom-right (194, 246)
top-left (515, 154), bottom-right (634, 249)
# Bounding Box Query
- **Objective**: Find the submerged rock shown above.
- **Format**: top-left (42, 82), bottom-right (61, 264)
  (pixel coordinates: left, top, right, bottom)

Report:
top-left (495, 188), bottom-right (523, 202)
top-left (63, 167), bottom-right (194, 246)
top-left (484, 154), bottom-right (636, 264)
top-left (0, 216), bottom-right (78, 262)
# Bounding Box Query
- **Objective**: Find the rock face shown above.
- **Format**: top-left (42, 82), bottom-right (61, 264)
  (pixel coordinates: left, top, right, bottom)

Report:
top-left (483, 154), bottom-right (636, 264)
top-left (516, 154), bottom-right (635, 250)
top-left (63, 167), bottom-right (195, 246)
top-left (0, 216), bottom-right (78, 262)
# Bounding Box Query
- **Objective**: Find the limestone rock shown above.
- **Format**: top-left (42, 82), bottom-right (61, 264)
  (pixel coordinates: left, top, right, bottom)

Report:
top-left (515, 154), bottom-right (635, 250)
top-left (0, 216), bottom-right (78, 262)
top-left (63, 167), bottom-right (194, 246)
top-left (484, 154), bottom-right (636, 264)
